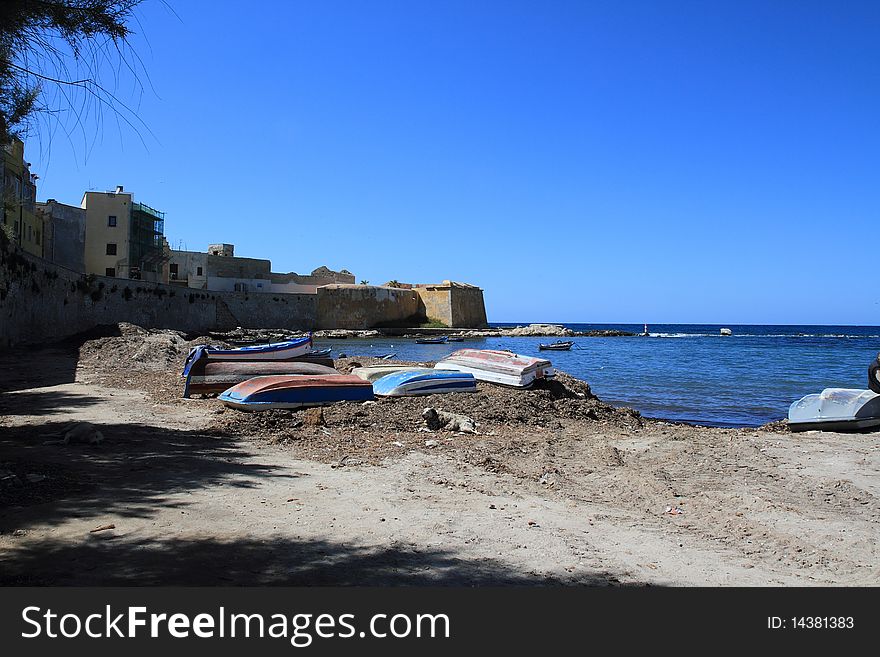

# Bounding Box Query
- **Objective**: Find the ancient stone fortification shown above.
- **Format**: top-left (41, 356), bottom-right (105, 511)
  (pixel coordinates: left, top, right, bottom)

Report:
top-left (415, 281), bottom-right (488, 328)
top-left (315, 284), bottom-right (420, 330)
top-left (0, 243), bottom-right (489, 345)
top-left (0, 241), bottom-right (316, 346)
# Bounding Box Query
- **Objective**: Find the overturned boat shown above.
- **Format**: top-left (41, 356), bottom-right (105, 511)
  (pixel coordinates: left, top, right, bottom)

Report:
top-left (219, 375), bottom-right (373, 410)
top-left (184, 361), bottom-right (339, 397)
top-left (434, 349), bottom-right (555, 388)
top-left (372, 370), bottom-right (477, 397)
top-left (788, 388), bottom-right (880, 432)
top-left (350, 365), bottom-right (428, 382)
top-left (182, 336), bottom-right (313, 374)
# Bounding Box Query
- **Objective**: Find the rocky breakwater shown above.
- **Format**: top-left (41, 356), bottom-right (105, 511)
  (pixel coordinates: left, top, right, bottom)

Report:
top-left (455, 324), bottom-right (634, 338)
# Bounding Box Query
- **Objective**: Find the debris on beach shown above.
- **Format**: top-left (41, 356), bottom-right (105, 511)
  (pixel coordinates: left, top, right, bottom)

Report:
top-left (422, 408), bottom-right (477, 434)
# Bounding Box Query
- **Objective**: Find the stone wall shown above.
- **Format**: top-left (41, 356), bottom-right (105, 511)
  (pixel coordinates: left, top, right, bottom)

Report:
top-left (0, 242), bottom-right (488, 345)
top-left (413, 282), bottom-right (488, 328)
top-left (316, 284), bottom-right (421, 330)
top-left (36, 200), bottom-right (86, 273)
top-left (0, 239), bottom-right (316, 346)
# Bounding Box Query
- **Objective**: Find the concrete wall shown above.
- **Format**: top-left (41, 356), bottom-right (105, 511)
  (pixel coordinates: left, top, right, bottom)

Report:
top-left (0, 239), bottom-right (316, 347)
top-left (206, 253), bottom-right (271, 279)
top-left (36, 200), bottom-right (86, 273)
top-left (168, 250), bottom-right (207, 288)
top-left (316, 284), bottom-right (420, 330)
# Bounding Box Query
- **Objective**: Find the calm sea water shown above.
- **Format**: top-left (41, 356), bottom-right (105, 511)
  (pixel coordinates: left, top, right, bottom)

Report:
top-left (313, 324), bottom-right (880, 428)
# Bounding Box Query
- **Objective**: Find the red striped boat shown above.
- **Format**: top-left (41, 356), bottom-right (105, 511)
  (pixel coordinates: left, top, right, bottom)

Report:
top-left (434, 349), bottom-right (555, 387)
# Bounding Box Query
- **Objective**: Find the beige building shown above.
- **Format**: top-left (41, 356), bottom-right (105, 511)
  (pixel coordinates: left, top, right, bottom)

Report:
top-left (1, 137), bottom-right (42, 257)
top-left (82, 186), bottom-right (169, 283)
top-left (168, 242), bottom-right (354, 293)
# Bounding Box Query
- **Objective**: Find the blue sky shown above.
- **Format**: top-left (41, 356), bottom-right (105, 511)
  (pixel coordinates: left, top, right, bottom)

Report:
top-left (27, 0), bottom-right (880, 324)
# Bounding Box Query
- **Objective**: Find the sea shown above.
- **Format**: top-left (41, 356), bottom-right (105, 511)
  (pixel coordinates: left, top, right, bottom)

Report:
top-left (313, 324), bottom-right (880, 428)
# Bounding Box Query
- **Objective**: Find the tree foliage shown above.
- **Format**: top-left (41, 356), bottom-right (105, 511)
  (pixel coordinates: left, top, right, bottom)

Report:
top-left (0, 0), bottom-right (143, 145)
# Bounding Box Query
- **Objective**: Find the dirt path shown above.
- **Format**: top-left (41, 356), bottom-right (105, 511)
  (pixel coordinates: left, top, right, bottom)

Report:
top-left (1, 336), bottom-right (877, 586)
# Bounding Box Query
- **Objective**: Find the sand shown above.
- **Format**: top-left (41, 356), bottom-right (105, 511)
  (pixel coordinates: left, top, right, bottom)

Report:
top-left (0, 326), bottom-right (877, 585)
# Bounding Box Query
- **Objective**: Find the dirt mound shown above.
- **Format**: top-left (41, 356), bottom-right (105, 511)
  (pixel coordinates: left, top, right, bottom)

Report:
top-left (75, 324), bottom-right (207, 401)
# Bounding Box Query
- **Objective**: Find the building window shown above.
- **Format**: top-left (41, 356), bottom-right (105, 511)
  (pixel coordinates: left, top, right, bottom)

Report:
top-left (197, 266), bottom-right (203, 276)
top-left (106, 243), bottom-right (117, 256)
top-left (27, 225), bottom-right (32, 241)
top-left (108, 215), bottom-right (117, 227)
top-left (169, 263), bottom-right (179, 280)
top-left (35, 229), bottom-right (40, 245)
top-left (105, 268), bottom-right (116, 277)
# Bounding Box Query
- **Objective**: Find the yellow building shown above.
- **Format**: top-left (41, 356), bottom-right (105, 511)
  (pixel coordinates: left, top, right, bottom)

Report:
top-left (82, 186), bottom-right (169, 282)
top-left (1, 137), bottom-right (42, 257)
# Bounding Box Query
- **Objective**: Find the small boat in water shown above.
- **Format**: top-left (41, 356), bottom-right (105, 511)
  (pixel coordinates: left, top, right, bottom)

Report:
top-left (373, 370), bottom-right (477, 397)
top-left (788, 388), bottom-right (880, 432)
top-left (219, 375), bottom-right (373, 410)
top-left (720, 328), bottom-right (733, 336)
top-left (182, 336), bottom-right (313, 374)
top-left (434, 349), bottom-right (554, 388)
top-left (539, 341), bottom-right (573, 351)
top-left (184, 361), bottom-right (339, 397)
top-left (447, 337), bottom-right (464, 342)
top-left (351, 365), bottom-right (428, 382)
top-left (415, 335), bottom-right (449, 344)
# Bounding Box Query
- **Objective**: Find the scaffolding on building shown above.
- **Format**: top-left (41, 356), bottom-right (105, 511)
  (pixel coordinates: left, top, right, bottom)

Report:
top-left (129, 202), bottom-right (168, 278)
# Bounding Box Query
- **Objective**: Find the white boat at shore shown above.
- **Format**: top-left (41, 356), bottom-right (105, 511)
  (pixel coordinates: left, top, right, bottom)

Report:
top-left (788, 388), bottom-right (880, 432)
top-left (720, 328), bottom-right (732, 336)
top-left (434, 349), bottom-right (555, 388)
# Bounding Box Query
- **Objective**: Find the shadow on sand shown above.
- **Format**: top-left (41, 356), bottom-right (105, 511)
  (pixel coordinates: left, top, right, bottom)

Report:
top-left (0, 420), bottom-right (636, 587)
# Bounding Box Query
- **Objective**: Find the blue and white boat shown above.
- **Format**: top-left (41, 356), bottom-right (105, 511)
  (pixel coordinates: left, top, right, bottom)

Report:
top-left (219, 374), bottom-right (373, 410)
top-left (372, 370), bottom-right (477, 397)
top-left (182, 335), bottom-right (313, 377)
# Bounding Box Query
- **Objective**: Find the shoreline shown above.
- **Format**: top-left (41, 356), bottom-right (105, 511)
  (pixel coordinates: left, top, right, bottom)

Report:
top-left (2, 323), bottom-right (876, 586)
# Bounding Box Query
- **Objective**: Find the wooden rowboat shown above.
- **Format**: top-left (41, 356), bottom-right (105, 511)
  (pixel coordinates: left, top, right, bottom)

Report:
top-left (538, 341), bottom-right (573, 351)
top-left (182, 336), bottom-right (313, 376)
top-left (184, 361), bottom-right (339, 397)
top-left (415, 336), bottom-right (448, 344)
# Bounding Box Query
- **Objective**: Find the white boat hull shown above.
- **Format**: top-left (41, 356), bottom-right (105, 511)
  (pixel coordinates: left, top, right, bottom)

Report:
top-left (788, 388), bottom-right (880, 432)
top-left (433, 350), bottom-right (555, 388)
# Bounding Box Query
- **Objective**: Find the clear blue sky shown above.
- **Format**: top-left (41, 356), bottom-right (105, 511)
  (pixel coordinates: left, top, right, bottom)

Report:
top-left (28, 0), bottom-right (880, 324)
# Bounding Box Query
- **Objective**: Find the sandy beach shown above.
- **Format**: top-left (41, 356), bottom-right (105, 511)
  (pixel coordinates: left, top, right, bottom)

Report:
top-left (1, 325), bottom-right (877, 586)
